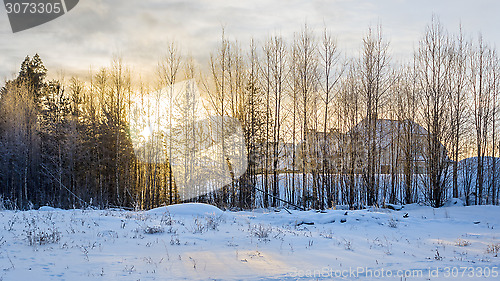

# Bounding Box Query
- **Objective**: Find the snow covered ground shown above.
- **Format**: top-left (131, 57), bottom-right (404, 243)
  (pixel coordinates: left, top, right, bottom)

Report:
top-left (0, 203), bottom-right (499, 280)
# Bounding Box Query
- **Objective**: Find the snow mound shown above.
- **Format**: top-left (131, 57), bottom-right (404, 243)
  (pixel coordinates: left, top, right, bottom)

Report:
top-left (443, 198), bottom-right (465, 207)
top-left (147, 203), bottom-right (223, 217)
top-left (401, 203), bottom-right (427, 210)
top-left (385, 204), bottom-right (403, 211)
top-left (38, 206), bottom-right (62, 211)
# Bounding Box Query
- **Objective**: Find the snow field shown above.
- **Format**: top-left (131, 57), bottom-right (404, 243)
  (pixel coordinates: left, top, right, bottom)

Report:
top-left (0, 203), bottom-right (498, 280)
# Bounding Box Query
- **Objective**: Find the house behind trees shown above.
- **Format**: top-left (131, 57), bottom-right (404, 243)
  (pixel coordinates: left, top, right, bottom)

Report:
top-left (297, 118), bottom-right (450, 175)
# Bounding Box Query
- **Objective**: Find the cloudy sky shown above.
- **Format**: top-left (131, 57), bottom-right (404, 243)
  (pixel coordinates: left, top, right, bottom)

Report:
top-left (1, 0), bottom-right (499, 81)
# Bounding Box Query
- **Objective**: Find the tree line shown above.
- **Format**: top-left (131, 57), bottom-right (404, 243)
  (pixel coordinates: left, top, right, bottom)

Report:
top-left (0, 18), bottom-right (499, 210)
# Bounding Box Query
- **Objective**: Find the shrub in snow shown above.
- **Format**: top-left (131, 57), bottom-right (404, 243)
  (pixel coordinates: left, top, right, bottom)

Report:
top-left (191, 215), bottom-right (223, 233)
top-left (143, 225), bottom-right (164, 234)
top-left (0, 195), bottom-right (17, 210)
top-left (26, 228), bottom-right (61, 246)
top-left (388, 218), bottom-right (398, 228)
top-left (170, 235), bottom-right (181, 245)
top-left (160, 212), bottom-right (174, 226)
top-left (434, 249), bottom-right (443, 260)
top-left (97, 230), bottom-right (119, 238)
top-left (486, 243), bottom-right (500, 256)
top-left (206, 214), bottom-right (224, 230)
top-left (343, 239), bottom-right (353, 250)
top-left (455, 239), bottom-right (471, 247)
top-left (192, 217), bottom-right (206, 234)
top-left (251, 224), bottom-right (271, 239)
top-left (165, 226), bottom-right (177, 234)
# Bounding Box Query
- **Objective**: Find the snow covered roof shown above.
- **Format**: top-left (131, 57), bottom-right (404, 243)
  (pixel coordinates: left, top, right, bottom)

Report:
top-left (346, 118), bottom-right (428, 150)
top-left (349, 118), bottom-right (429, 137)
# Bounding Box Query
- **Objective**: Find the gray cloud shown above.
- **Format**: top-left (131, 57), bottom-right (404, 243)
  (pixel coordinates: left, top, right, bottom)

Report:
top-left (1, 0), bottom-right (499, 81)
